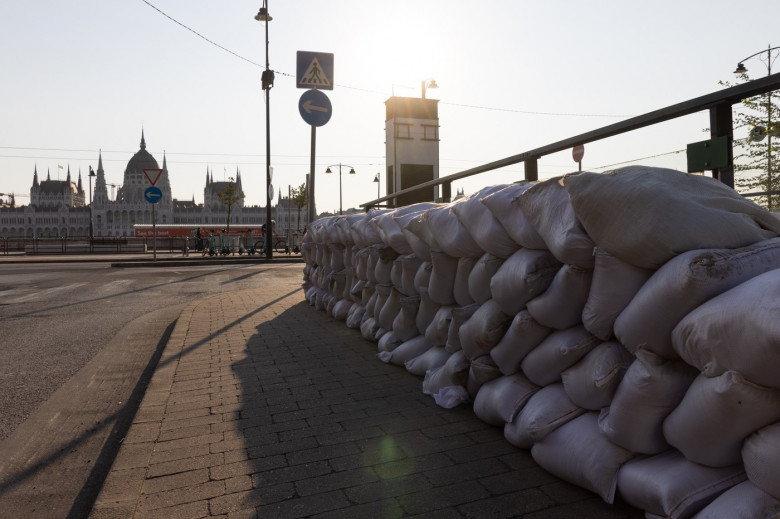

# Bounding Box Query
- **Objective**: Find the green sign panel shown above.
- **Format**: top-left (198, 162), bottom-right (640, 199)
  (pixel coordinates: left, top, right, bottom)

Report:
top-left (687, 136), bottom-right (730, 172)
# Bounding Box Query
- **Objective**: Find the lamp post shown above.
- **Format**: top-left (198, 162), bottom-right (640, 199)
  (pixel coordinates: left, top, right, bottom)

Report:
top-left (373, 172), bottom-right (380, 199)
top-left (255, 1), bottom-right (274, 258)
top-left (734, 44), bottom-right (779, 209)
top-left (88, 166), bottom-right (96, 249)
top-left (421, 78), bottom-right (438, 99)
top-left (325, 163), bottom-right (355, 215)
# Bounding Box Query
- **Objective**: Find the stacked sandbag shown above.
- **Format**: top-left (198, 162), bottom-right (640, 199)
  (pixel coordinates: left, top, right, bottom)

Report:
top-left (300, 166), bottom-right (780, 517)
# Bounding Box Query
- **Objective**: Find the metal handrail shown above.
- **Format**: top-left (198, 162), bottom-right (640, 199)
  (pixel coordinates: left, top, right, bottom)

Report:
top-left (362, 72), bottom-right (780, 209)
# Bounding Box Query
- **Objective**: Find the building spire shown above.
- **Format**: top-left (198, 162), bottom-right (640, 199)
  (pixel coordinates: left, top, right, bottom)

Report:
top-left (140, 128), bottom-right (146, 150)
top-left (97, 149), bottom-right (104, 173)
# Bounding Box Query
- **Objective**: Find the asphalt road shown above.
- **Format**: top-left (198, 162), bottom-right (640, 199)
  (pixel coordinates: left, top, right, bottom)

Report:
top-left (0, 260), bottom-right (304, 518)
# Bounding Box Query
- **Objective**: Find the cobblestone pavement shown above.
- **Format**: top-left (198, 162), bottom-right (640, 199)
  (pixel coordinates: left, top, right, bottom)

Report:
top-left (90, 267), bottom-right (642, 518)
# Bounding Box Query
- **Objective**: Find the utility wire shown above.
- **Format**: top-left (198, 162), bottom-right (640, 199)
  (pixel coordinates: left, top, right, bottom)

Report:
top-left (138, 0), bottom-right (632, 120)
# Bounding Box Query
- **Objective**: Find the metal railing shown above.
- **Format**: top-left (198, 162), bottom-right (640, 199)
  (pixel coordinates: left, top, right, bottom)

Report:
top-left (362, 72), bottom-right (780, 210)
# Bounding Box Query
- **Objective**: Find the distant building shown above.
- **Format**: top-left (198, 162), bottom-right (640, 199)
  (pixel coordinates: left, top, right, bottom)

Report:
top-left (385, 96), bottom-right (441, 206)
top-left (0, 131), bottom-right (308, 238)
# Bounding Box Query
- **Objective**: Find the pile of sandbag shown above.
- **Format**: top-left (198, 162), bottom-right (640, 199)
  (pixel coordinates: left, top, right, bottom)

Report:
top-left (300, 166), bottom-right (780, 519)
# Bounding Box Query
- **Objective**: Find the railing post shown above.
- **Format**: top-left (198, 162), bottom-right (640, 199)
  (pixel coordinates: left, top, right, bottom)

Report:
top-left (441, 181), bottom-right (452, 203)
top-left (525, 158), bottom-right (539, 182)
top-left (710, 102), bottom-right (734, 188)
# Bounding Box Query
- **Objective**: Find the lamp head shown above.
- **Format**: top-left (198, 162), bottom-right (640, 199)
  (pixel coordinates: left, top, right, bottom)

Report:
top-left (325, 167), bottom-right (333, 174)
top-left (426, 79), bottom-right (439, 89)
top-left (254, 7), bottom-right (272, 22)
top-left (373, 173), bottom-right (380, 183)
top-left (734, 63), bottom-right (748, 74)
top-left (349, 168), bottom-right (356, 175)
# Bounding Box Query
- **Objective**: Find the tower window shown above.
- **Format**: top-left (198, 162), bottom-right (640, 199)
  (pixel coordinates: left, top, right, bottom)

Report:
top-left (423, 124), bottom-right (439, 141)
top-left (394, 123), bottom-right (412, 139)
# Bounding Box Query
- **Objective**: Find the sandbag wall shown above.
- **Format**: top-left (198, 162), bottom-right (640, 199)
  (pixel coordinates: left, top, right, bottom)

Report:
top-left (300, 166), bottom-right (780, 519)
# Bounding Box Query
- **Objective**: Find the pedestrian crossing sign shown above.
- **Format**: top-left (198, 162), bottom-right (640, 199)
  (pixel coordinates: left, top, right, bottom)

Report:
top-left (297, 51), bottom-right (334, 90)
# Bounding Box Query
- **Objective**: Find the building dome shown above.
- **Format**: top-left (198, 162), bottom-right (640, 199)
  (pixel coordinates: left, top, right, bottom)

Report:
top-left (117, 130), bottom-right (171, 204)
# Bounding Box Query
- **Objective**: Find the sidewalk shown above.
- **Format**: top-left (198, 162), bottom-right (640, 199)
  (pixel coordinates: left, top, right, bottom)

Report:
top-left (89, 274), bottom-right (642, 518)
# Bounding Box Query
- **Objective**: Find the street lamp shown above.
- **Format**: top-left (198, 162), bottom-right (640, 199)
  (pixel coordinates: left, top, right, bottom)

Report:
top-left (325, 163), bottom-right (355, 215)
top-left (255, 1), bottom-right (274, 258)
top-left (373, 172), bottom-right (380, 199)
top-left (421, 78), bottom-right (438, 99)
top-left (88, 165), bottom-right (96, 244)
top-left (734, 44), bottom-right (779, 209)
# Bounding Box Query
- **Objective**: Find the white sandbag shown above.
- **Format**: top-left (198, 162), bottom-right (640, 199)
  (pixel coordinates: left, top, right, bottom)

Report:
top-left (490, 310), bottom-right (552, 376)
top-left (445, 303), bottom-right (480, 353)
top-left (490, 248), bottom-right (562, 316)
top-left (378, 285), bottom-right (402, 333)
top-left (451, 184), bottom-right (521, 258)
top-left (331, 299), bottom-right (352, 321)
top-left (663, 371), bottom-right (780, 468)
top-left (345, 304), bottom-right (365, 329)
top-left (433, 385), bottom-right (471, 409)
top-left (416, 287), bottom-right (440, 336)
top-left (392, 295), bottom-right (420, 342)
top-left (373, 245), bottom-right (399, 286)
top-left (329, 269), bottom-right (347, 300)
top-left (425, 204), bottom-right (485, 258)
top-left (505, 383), bottom-right (585, 449)
top-left (351, 210), bottom-right (392, 248)
top-left (459, 299), bottom-right (513, 360)
top-left (377, 331), bottom-right (403, 353)
top-left (598, 348), bottom-right (698, 455)
top-left (390, 257), bottom-right (404, 292)
top-left (742, 421), bottom-right (780, 500)
top-left (396, 208), bottom-right (438, 262)
top-left (422, 350), bottom-right (470, 395)
top-left (480, 183), bottom-right (548, 250)
top-left (582, 248), bottom-right (653, 340)
top-left (467, 355), bottom-right (502, 398)
top-left (454, 257), bottom-right (478, 307)
top-left (425, 306), bottom-right (453, 347)
top-left (616, 450), bottom-right (746, 519)
top-left (614, 237), bottom-right (780, 358)
top-left (344, 244), bottom-right (355, 269)
top-left (531, 412), bottom-right (634, 503)
top-left (351, 277), bottom-right (367, 305)
top-left (520, 326), bottom-right (601, 387)
top-left (516, 175), bottom-right (596, 268)
top-left (473, 373), bottom-right (539, 426)
top-left (329, 243), bottom-right (346, 272)
top-left (361, 284), bottom-right (377, 313)
top-left (401, 206), bottom-right (443, 252)
top-left (372, 284), bottom-right (393, 324)
top-left (561, 340), bottom-right (634, 411)
top-left (355, 247), bottom-right (370, 281)
top-left (428, 250), bottom-right (459, 306)
top-left (373, 202), bottom-right (438, 254)
top-left (564, 166), bottom-right (780, 270)
top-left (400, 254), bottom-right (423, 296)
top-left (377, 336), bottom-right (432, 366)
top-left (673, 268), bottom-right (780, 389)
top-left (692, 480), bottom-right (780, 519)
top-left (526, 264), bottom-right (593, 330)
top-left (325, 294), bottom-right (338, 316)
top-left (405, 345), bottom-right (451, 377)
top-left (468, 253), bottom-right (505, 304)
top-left (414, 260), bottom-right (432, 294)
top-left (360, 317), bottom-right (379, 341)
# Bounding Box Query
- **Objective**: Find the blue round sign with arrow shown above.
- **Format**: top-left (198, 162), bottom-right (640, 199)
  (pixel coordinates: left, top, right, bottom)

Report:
top-left (299, 89), bottom-right (332, 127)
top-left (144, 186), bottom-right (163, 204)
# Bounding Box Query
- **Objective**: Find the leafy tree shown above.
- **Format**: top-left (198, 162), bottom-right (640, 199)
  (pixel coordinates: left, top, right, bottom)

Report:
top-left (217, 177), bottom-right (245, 237)
top-left (722, 72), bottom-right (780, 210)
top-left (290, 182), bottom-right (308, 231)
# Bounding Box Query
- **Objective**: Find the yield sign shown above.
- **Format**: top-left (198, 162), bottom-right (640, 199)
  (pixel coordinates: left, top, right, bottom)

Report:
top-left (143, 168), bottom-right (163, 186)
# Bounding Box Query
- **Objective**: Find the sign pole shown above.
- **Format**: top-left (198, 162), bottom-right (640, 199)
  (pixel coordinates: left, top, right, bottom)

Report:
top-left (308, 125), bottom-right (316, 227)
top-left (152, 203), bottom-right (157, 262)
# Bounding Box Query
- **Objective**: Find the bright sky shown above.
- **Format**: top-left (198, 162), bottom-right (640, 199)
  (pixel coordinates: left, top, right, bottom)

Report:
top-left (1, 0), bottom-right (778, 212)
